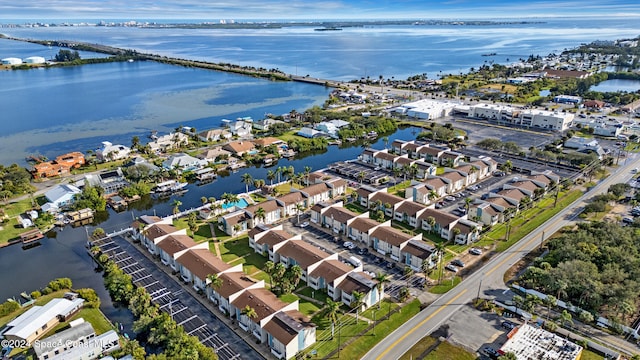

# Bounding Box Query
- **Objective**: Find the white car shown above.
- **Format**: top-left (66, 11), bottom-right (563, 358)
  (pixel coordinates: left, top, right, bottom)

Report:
top-left (445, 264), bottom-right (459, 273)
top-left (343, 241), bottom-right (356, 249)
top-left (299, 221), bottom-right (309, 228)
top-left (445, 196), bottom-right (456, 202)
top-left (469, 247), bottom-right (482, 255)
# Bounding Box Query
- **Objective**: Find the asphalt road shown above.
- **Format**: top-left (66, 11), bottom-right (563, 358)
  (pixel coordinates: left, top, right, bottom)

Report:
top-left (362, 154), bottom-right (640, 360)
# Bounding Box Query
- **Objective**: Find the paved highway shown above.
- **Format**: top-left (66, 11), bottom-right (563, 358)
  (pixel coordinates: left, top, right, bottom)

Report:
top-left (363, 154), bottom-right (640, 360)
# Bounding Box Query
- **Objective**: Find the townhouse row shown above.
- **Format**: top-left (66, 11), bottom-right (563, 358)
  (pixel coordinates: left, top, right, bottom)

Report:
top-left (248, 224), bottom-right (383, 309)
top-left (131, 215), bottom-right (315, 360)
top-left (218, 176), bottom-right (347, 236)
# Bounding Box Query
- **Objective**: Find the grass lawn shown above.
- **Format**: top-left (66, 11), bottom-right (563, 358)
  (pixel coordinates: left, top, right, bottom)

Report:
top-left (212, 225), bottom-right (231, 242)
top-left (297, 286), bottom-right (331, 303)
top-left (477, 190), bottom-right (582, 252)
top-left (580, 349), bottom-right (604, 360)
top-left (423, 340), bottom-right (476, 360)
top-left (299, 300), bottom-right (322, 317)
top-left (0, 197), bottom-right (41, 245)
top-left (360, 300), bottom-right (399, 321)
top-left (399, 336), bottom-right (438, 360)
top-left (51, 307), bottom-right (114, 335)
top-left (219, 236), bottom-right (252, 263)
top-left (345, 203), bottom-right (367, 214)
top-left (316, 300), bottom-right (422, 360)
top-left (279, 293), bottom-right (300, 303)
top-left (429, 276), bottom-right (461, 294)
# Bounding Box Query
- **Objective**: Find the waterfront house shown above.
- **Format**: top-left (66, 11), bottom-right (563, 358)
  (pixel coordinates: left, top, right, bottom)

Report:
top-left (32, 152), bottom-right (85, 178)
top-left (263, 310), bottom-right (316, 360)
top-left (176, 248), bottom-right (241, 291)
top-left (148, 132), bottom-right (189, 153)
top-left (372, 151), bottom-right (397, 169)
top-left (84, 168), bottom-right (129, 195)
top-left (223, 141), bottom-right (256, 157)
top-left (162, 153), bottom-right (206, 172)
top-left (218, 210), bottom-right (249, 236)
top-left (370, 226), bottom-right (422, 262)
top-left (335, 272), bottom-right (381, 309)
top-left (253, 118), bottom-right (284, 131)
top-left (296, 127), bottom-right (325, 138)
top-left (197, 147), bottom-right (231, 163)
top-left (401, 240), bottom-right (438, 272)
top-left (3, 297), bottom-right (84, 345)
top-left (96, 141), bottom-right (131, 162)
top-left (140, 223), bottom-right (186, 255)
top-left (44, 184), bottom-right (82, 209)
top-left (418, 208), bottom-right (460, 241)
top-left (227, 119), bottom-right (253, 138)
top-left (198, 128), bottom-right (232, 142)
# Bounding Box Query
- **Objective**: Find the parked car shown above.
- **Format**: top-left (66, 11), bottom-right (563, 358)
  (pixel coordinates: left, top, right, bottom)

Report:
top-left (445, 196), bottom-right (456, 201)
top-left (482, 346), bottom-right (500, 359)
top-left (298, 221), bottom-right (309, 228)
top-left (501, 321), bottom-right (517, 330)
top-left (445, 264), bottom-right (459, 272)
top-left (469, 247), bottom-right (482, 255)
top-left (357, 247), bottom-right (368, 255)
top-left (451, 259), bottom-right (465, 267)
top-left (622, 217), bottom-right (634, 224)
top-left (493, 171), bottom-right (506, 177)
top-left (343, 241), bottom-right (356, 249)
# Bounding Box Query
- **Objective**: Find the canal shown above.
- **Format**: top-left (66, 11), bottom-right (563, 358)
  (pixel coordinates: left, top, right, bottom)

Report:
top-left (0, 125), bottom-right (422, 332)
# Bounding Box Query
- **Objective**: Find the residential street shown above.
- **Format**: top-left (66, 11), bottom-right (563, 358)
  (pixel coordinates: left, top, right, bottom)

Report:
top-left (362, 153), bottom-right (640, 360)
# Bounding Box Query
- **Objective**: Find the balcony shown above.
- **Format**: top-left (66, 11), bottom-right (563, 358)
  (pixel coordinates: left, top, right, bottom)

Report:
top-left (271, 348), bottom-right (284, 359)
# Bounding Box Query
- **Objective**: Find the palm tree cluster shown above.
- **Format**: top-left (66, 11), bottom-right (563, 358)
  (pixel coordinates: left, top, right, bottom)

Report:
top-left (263, 261), bottom-right (303, 295)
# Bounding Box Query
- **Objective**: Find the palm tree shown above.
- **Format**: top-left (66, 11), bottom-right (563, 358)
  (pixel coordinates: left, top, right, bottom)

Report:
top-left (351, 291), bottom-right (365, 321)
top-left (286, 265), bottom-right (303, 293)
top-left (357, 171), bottom-right (366, 184)
top-left (241, 173), bottom-right (253, 193)
top-left (264, 261), bottom-right (275, 288)
top-left (267, 170), bottom-right (276, 185)
top-left (512, 294), bottom-right (524, 315)
top-left (382, 136), bottom-right (389, 150)
top-left (304, 166), bottom-right (312, 185)
top-left (241, 305), bottom-right (258, 330)
top-left (254, 207), bottom-right (266, 225)
top-left (200, 196), bottom-right (208, 205)
top-left (295, 203), bottom-right (305, 224)
top-left (451, 227), bottom-right (461, 243)
top-left (421, 259), bottom-right (431, 289)
top-left (373, 273), bottom-right (390, 308)
top-left (464, 197), bottom-right (472, 213)
top-left (523, 294), bottom-right (542, 313)
top-left (503, 160), bottom-right (513, 173)
top-left (326, 299), bottom-right (341, 339)
top-left (426, 216), bottom-right (436, 233)
top-left (619, 300), bottom-right (636, 321)
top-left (543, 295), bottom-right (557, 319)
top-left (559, 309), bottom-right (573, 328)
top-left (428, 190), bottom-right (438, 204)
top-left (273, 262), bottom-right (286, 295)
top-left (435, 242), bottom-right (446, 284)
top-left (208, 196), bottom-right (216, 204)
top-left (254, 178), bottom-right (266, 191)
top-left (172, 199), bottom-right (182, 215)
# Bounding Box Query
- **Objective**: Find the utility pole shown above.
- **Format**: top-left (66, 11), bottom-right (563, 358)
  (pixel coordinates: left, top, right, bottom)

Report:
top-left (476, 278), bottom-right (483, 300)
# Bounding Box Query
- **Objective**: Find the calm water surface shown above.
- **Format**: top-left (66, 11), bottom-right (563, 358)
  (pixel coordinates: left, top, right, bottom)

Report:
top-left (590, 79), bottom-right (640, 93)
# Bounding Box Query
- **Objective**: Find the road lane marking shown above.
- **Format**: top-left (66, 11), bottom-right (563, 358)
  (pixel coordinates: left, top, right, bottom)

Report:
top-left (375, 289), bottom-right (468, 360)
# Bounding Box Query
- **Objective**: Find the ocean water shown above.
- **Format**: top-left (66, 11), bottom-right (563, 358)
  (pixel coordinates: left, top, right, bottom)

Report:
top-left (2, 18), bottom-right (638, 81)
top-left (1, 17), bottom-right (639, 165)
top-left (0, 60), bottom-right (332, 165)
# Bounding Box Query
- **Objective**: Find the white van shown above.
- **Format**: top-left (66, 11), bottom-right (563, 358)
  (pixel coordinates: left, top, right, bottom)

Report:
top-left (348, 256), bottom-right (362, 268)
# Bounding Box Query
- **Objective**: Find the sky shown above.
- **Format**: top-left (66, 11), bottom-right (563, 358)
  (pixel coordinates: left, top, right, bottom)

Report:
top-left (0, 0), bottom-right (639, 21)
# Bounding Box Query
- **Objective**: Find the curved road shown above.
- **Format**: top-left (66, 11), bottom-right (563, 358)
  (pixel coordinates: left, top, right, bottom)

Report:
top-left (363, 154), bottom-right (640, 360)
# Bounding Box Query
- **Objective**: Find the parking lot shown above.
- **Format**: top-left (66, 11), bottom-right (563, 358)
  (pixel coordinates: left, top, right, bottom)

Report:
top-left (328, 161), bottom-right (391, 185)
top-left (283, 219), bottom-right (433, 300)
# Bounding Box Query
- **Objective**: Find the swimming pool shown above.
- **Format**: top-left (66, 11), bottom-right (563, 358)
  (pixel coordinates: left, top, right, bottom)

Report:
top-left (222, 198), bottom-right (250, 210)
